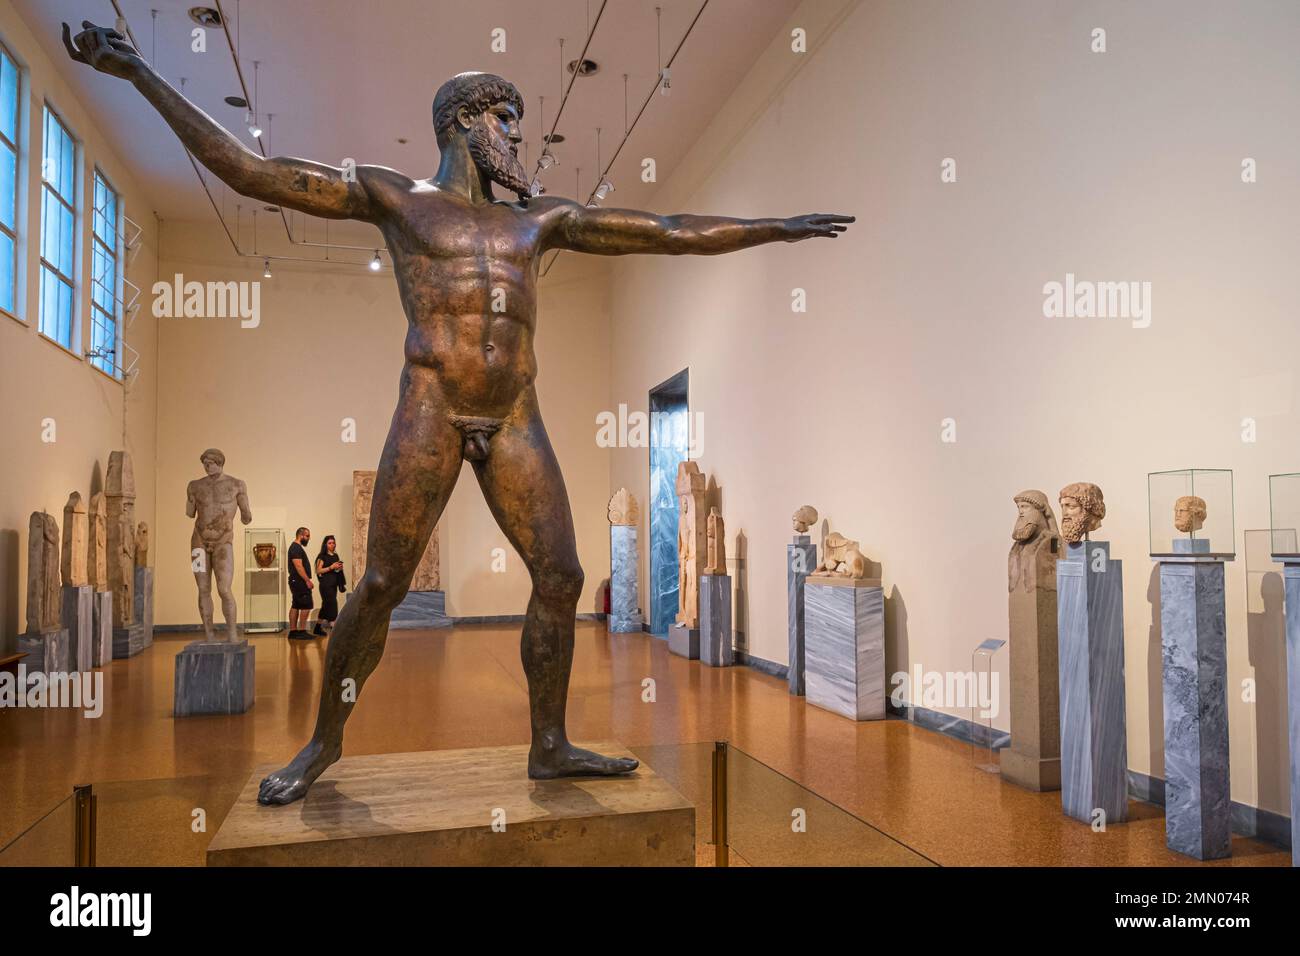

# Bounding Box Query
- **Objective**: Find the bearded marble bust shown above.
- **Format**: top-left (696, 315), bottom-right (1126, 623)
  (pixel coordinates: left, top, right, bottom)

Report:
top-left (1174, 495), bottom-right (1207, 533)
top-left (1059, 482), bottom-right (1105, 543)
top-left (1009, 490), bottom-right (1059, 592)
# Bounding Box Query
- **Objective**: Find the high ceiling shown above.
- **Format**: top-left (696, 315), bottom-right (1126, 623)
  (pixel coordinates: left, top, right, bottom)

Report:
top-left (16, 0), bottom-right (798, 234)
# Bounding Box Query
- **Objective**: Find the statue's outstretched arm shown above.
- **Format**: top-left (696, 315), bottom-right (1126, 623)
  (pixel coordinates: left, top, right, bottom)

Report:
top-left (63, 21), bottom-right (376, 222)
top-left (545, 198), bottom-right (852, 256)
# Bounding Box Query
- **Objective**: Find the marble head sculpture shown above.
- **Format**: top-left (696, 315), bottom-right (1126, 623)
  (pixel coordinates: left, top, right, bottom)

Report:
top-left (1012, 490), bottom-right (1058, 542)
top-left (1058, 482), bottom-right (1105, 543)
top-left (62, 19), bottom-right (853, 805)
top-left (1173, 495), bottom-right (1207, 533)
top-left (792, 505), bottom-right (818, 534)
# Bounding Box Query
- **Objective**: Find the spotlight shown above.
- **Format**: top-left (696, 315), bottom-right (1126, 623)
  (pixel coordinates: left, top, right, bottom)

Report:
top-left (593, 178), bottom-right (615, 202)
top-left (246, 111), bottom-right (262, 139)
top-left (262, 258), bottom-right (272, 279)
top-left (369, 251), bottom-right (382, 271)
top-left (529, 179), bottom-right (546, 198)
top-left (538, 149), bottom-right (558, 171)
top-left (660, 67), bottom-right (671, 96)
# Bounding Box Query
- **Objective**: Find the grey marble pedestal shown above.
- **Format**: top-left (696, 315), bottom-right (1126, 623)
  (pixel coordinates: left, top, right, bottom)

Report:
top-left (1159, 556), bottom-right (1230, 860)
top-left (174, 640), bottom-right (255, 716)
top-left (609, 526), bottom-right (643, 633)
top-left (805, 578), bottom-right (885, 721)
top-left (668, 623), bottom-right (700, 659)
top-left (62, 585), bottom-right (93, 671)
top-left (787, 536), bottom-right (817, 695)
top-left (389, 590), bottom-right (451, 629)
top-left (1283, 561), bottom-right (1300, 867)
top-left (1057, 541), bottom-right (1128, 825)
top-left (92, 592), bottom-right (113, 667)
top-left (17, 629), bottom-right (70, 674)
top-left (700, 574), bottom-right (733, 667)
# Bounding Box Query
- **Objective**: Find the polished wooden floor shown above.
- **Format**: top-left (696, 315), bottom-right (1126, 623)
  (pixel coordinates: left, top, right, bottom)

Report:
top-left (0, 621), bottom-right (1288, 866)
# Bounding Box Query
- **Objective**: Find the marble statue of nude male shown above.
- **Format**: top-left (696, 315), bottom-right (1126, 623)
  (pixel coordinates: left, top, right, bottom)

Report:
top-left (186, 448), bottom-right (253, 642)
top-left (65, 20), bottom-right (854, 804)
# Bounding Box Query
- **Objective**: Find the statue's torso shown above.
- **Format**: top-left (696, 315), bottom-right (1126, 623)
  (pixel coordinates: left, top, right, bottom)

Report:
top-left (190, 474), bottom-right (243, 546)
top-left (377, 182), bottom-right (550, 420)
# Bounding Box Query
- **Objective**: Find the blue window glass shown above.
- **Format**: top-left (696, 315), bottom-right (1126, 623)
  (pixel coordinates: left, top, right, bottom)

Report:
top-left (40, 105), bottom-right (77, 349)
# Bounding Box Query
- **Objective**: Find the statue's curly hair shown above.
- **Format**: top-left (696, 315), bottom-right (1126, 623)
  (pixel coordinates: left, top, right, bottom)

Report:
top-left (432, 72), bottom-right (523, 141)
top-left (1060, 482), bottom-right (1106, 521)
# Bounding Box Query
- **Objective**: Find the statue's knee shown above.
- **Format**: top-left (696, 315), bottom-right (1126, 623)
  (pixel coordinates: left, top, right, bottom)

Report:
top-left (536, 558), bottom-right (583, 604)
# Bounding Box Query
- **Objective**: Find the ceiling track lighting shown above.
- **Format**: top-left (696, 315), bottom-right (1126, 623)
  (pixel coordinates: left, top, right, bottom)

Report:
top-left (369, 250), bottom-right (382, 271)
top-left (262, 258), bottom-right (272, 278)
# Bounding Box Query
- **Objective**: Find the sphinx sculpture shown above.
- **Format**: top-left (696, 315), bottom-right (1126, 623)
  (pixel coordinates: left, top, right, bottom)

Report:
top-left (812, 530), bottom-right (869, 579)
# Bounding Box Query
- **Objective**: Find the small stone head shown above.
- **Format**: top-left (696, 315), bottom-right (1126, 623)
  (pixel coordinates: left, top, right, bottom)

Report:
top-left (792, 505), bottom-right (818, 534)
top-left (1059, 482), bottom-right (1105, 542)
top-left (1174, 494), bottom-right (1207, 533)
top-left (1012, 490), bottom-right (1057, 543)
top-left (200, 448), bottom-right (225, 477)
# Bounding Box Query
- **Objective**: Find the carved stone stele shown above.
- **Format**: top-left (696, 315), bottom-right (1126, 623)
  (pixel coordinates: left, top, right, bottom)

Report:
top-left (135, 521), bottom-right (150, 568)
top-left (27, 512), bottom-right (61, 633)
top-left (811, 530), bottom-right (868, 579)
top-left (675, 461), bottom-right (707, 628)
top-left (1058, 482), bottom-right (1105, 543)
top-left (792, 505), bottom-right (818, 534)
top-left (703, 506), bottom-right (726, 574)
top-left (353, 470), bottom-right (440, 590)
top-left (607, 488), bottom-right (640, 527)
top-left (88, 492), bottom-right (107, 590)
top-left (106, 451), bottom-right (137, 628)
top-left (1009, 490), bottom-right (1060, 593)
top-left (62, 492), bottom-right (88, 587)
top-left (1174, 495), bottom-right (1207, 534)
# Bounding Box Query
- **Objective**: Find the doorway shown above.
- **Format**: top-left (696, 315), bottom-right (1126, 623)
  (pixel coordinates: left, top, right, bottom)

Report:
top-left (648, 369), bottom-right (689, 636)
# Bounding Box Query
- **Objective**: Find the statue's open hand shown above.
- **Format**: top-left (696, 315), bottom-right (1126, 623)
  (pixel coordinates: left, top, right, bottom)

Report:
top-left (62, 20), bottom-right (145, 79)
top-left (783, 213), bottom-right (855, 241)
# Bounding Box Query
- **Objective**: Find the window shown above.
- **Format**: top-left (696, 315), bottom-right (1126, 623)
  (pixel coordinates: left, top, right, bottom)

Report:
top-left (0, 43), bottom-right (19, 316)
top-left (40, 104), bottom-right (77, 350)
top-left (90, 170), bottom-right (121, 376)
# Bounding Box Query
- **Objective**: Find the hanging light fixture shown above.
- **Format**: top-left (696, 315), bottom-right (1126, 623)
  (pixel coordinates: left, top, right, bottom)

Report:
top-left (262, 258), bottom-right (272, 278)
top-left (369, 250), bottom-right (382, 271)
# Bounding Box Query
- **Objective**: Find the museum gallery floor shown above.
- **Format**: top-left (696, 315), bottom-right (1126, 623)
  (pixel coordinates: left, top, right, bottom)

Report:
top-left (0, 622), bottom-right (1286, 867)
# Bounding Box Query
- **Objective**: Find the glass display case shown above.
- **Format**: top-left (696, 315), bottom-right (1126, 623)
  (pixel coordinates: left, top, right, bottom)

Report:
top-left (1148, 469), bottom-right (1234, 558)
top-left (243, 527), bottom-right (285, 633)
top-left (1269, 473), bottom-right (1300, 558)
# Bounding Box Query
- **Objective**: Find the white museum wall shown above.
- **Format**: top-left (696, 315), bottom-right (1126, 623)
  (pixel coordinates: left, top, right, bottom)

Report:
top-left (607, 0), bottom-right (1300, 815)
top-left (0, 3), bottom-right (159, 656)
top-left (151, 221), bottom-right (613, 629)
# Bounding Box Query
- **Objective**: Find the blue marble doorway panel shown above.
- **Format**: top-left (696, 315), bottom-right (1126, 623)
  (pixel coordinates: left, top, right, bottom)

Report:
top-left (649, 369), bottom-right (689, 636)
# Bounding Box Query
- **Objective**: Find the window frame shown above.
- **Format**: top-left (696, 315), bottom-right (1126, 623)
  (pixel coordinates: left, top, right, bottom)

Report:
top-left (0, 38), bottom-right (23, 324)
top-left (89, 166), bottom-right (123, 379)
top-left (38, 100), bottom-right (80, 354)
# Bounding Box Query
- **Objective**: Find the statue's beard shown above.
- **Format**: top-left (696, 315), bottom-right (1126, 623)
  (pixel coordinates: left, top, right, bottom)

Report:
top-left (468, 124), bottom-right (531, 198)
top-left (1012, 517), bottom-right (1042, 543)
top-left (1060, 514), bottom-right (1089, 542)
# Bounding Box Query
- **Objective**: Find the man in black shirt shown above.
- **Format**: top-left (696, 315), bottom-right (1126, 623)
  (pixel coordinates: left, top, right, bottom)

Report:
top-left (287, 527), bottom-right (314, 639)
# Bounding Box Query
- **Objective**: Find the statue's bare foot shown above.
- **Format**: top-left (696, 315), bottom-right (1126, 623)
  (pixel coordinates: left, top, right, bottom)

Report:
top-left (257, 738), bottom-right (341, 805)
top-left (528, 741), bottom-right (639, 779)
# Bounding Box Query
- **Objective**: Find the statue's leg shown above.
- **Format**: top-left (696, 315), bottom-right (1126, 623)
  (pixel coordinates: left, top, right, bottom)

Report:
top-left (258, 370), bottom-right (463, 805)
top-left (472, 387), bottom-right (638, 779)
top-left (193, 544), bottom-right (215, 641)
top-left (213, 542), bottom-right (237, 641)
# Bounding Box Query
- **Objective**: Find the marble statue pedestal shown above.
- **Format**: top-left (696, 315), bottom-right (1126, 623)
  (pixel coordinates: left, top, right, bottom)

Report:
top-left (668, 623), bottom-right (700, 660)
top-left (207, 742), bottom-right (694, 866)
top-left (174, 640), bottom-right (255, 716)
top-left (115, 567), bottom-right (155, 659)
top-left (608, 525), bottom-right (643, 633)
top-left (1002, 574), bottom-right (1061, 792)
top-left (1056, 541), bottom-right (1128, 825)
top-left (389, 590), bottom-right (451, 629)
top-left (91, 592), bottom-right (113, 667)
top-left (787, 536), bottom-right (817, 695)
top-left (1158, 556), bottom-right (1230, 860)
top-left (16, 630), bottom-right (70, 675)
top-left (61, 585), bottom-right (93, 672)
top-left (804, 578), bottom-right (885, 721)
top-left (1281, 561), bottom-right (1300, 867)
top-left (699, 574), bottom-right (733, 667)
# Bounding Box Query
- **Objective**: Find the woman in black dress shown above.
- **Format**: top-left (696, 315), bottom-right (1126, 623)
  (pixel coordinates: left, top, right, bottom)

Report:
top-left (312, 535), bottom-right (347, 637)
